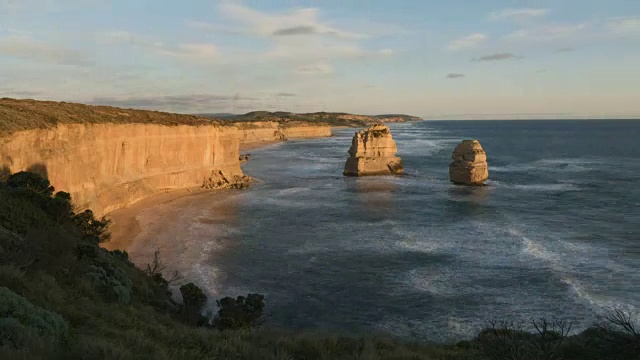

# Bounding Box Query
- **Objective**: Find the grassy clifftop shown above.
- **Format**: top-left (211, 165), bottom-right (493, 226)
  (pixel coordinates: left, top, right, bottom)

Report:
top-left (0, 98), bottom-right (227, 136)
top-left (198, 111), bottom-right (423, 127)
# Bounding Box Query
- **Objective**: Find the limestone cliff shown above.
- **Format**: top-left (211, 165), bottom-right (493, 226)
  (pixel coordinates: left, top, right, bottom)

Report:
top-left (343, 124), bottom-right (404, 176)
top-left (449, 140), bottom-right (489, 186)
top-left (0, 124), bottom-right (243, 217)
top-left (235, 121), bottom-right (332, 144)
top-left (0, 99), bottom-right (334, 217)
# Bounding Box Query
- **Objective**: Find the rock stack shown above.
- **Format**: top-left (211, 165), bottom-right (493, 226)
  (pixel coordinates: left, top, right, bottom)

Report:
top-left (449, 140), bottom-right (489, 185)
top-left (344, 124), bottom-right (404, 176)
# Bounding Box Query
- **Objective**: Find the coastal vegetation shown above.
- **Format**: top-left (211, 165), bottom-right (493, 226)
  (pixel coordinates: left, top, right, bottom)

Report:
top-left (0, 171), bottom-right (638, 359)
top-left (198, 111), bottom-right (422, 127)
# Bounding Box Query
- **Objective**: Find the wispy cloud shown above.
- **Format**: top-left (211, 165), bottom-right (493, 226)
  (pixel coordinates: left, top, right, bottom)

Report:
top-left (447, 33), bottom-right (488, 51)
top-left (446, 73), bottom-right (465, 79)
top-left (608, 16), bottom-right (640, 34)
top-left (489, 8), bottom-right (549, 22)
top-left (218, 2), bottom-right (365, 39)
top-left (504, 23), bottom-right (587, 42)
top-left (106, 31), bottom-right (218, 61)
top-left (473, 53), bottom-right (522, 62)
top-left (296, 63), bottom-right (333, 75)
top-left (88, 94), bottom-right (259, 109)
top-left (0, 35), bottom-right (93, 66)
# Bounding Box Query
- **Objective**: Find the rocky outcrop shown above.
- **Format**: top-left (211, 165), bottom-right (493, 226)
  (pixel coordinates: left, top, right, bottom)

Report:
top-left (202, 170), bottom-right (251, 190)
top-left (0, 124), bottom-right (243, 217)
top-left (449, 140), bottom-right (489, 186)
top-left (343, 124), bottom-right (404, 176)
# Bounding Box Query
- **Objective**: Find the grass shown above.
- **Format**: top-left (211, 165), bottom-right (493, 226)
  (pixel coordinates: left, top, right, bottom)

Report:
top-left (0, 98), bottom-right (225, 136)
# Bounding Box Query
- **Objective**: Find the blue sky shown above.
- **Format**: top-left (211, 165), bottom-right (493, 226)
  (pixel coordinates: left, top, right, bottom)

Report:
top-left (1, 0), bottom-right (639, 118)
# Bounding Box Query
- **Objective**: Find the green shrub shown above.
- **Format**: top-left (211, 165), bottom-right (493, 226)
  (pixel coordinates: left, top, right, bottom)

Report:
top-left (0, 287), bottom-right (68, 347)
top-left (86, 263), bottom-right (133, 305)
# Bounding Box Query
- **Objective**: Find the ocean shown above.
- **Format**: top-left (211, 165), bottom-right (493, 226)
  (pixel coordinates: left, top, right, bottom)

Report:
top-left (127, 120), bottom-right (640, 341)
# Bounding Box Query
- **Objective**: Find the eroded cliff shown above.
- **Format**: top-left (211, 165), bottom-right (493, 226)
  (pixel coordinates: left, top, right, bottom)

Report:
top-left (235, 121), bottom-right (332, 144)
top-left (0, 99), bottom-right (333, 217)
top-left (0, 124), bottom-right (243, 217)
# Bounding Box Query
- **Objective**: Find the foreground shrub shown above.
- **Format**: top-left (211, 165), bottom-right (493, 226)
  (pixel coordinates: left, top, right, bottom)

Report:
top-left (0, 287), bottom-right (68, 347)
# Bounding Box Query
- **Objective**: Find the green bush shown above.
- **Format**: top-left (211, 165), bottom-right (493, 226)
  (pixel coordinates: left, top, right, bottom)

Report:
top-left (0, 287), bottom-right (68, 347)
top-left (86, 263), bottom-right (133, 305)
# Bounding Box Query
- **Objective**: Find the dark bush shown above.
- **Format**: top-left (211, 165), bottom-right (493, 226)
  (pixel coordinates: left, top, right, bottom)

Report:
top-left (6, 172), bottom-right (54, 197)
top-left (0, 287), bottom-right (68, 347)
top-left (213, 293), bottom-right (265, 331)
top-left (180, 283), bottom-right (207, 326)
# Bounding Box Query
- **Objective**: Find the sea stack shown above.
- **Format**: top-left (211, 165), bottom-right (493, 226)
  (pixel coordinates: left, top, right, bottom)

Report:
top-left (344, 124), bottom-right (404, 176)
top-left (449, 140), bottom-right (489, 186)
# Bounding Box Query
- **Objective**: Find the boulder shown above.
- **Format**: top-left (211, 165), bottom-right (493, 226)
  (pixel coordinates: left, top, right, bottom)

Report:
top-left (449, 140), bottom-right (488, 185)
top-left (202, 170), bottom-right (252, 190)
top-left (344, 124), bottom-right (404, 176)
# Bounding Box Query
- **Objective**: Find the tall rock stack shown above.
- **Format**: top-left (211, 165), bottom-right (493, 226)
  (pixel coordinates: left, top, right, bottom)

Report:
top-left (449, 140), bottom-right (489, 185)
top-left (344, 124), bottom-right (404, 176)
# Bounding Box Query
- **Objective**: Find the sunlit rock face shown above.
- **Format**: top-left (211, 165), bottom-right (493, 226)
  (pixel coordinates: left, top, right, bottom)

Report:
top-left (343, 124), bottom-right (404, 176)
top-left (449, 140), bottom-right (489, 186)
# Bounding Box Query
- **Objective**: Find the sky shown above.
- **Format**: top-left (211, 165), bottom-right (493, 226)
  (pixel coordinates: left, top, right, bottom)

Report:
top-left (1, 0), bottom-right (639, 119)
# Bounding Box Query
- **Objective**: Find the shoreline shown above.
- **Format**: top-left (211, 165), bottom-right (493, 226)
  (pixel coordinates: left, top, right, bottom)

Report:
top-left (104, 135), bottom-right (320, 252)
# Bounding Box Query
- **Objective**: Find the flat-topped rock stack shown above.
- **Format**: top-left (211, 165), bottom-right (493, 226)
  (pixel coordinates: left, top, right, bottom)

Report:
top-left (449, 140), bottom-right (489, 186)
top-left (344, 124), bottom-right (404, 176)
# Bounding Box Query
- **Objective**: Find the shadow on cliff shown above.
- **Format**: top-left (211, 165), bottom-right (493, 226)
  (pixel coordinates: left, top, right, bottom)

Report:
top-left (26, 163), bottom-right (49, 180)
top-left (0, 165), bottom-right (10, 182)
top-left (0, 163), bottom-right (48, 182)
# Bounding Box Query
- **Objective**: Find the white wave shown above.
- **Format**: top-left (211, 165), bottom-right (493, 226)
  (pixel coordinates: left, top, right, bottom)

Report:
top-left (277, 187), bottom-right (311, 196)
top-left (491, 158), bottom-right (602, 173)
top-left (509, 183), bottom-right (582, 192)
top-left (511, 227), bottom-right (636, 313)
top-left (396, 239), bottom-right (441, 253)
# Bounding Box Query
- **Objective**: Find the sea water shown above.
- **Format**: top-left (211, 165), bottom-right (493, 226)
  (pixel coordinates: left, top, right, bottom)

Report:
top-left (136, 120), bottom-right (640, 341)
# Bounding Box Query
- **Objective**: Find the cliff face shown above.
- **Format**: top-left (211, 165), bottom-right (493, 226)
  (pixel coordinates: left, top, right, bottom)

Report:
top-left (0, 124), bottom-right (243, 217)
top-left (235, 121), bottom-right (332, 144)
top-left (344, 124), bottom-right (404, 176)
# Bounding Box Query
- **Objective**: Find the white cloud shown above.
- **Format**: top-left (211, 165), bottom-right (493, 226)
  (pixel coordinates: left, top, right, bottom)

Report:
top-left (106, 31), bottom-right (218, 61)
top-left (504, 23), bottom-right (587, 42)
top-left (489, 8), bottom-right (549, 22)
top-left (296, 63), bottom-right (333, 75)
top-left (447, 33), bottom-right (488, 51)
top-left (218, 2), bottom-right (365, 39)
top-left (608, 17), bottom-right (640, 34)
top-left (0, 34), bottom-right (92, 66)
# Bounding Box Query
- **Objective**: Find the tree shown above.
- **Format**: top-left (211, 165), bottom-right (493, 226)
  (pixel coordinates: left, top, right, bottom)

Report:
top-left (213, 293), bottom-right (265, 331)
top-left (180, 283), bottom-right (207, 326)
top-left (6, 171), bottom-right (54, 197)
